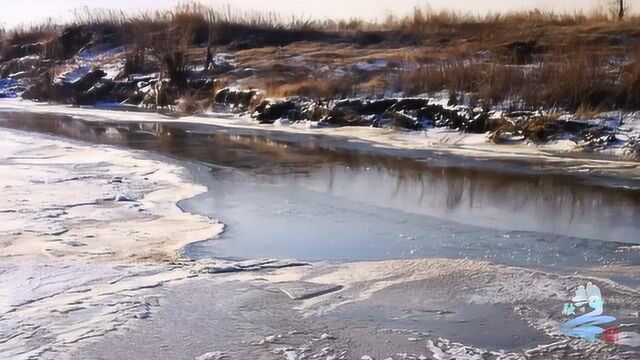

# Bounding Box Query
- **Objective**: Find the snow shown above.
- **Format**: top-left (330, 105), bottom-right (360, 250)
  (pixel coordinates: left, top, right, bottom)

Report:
top-left (0, 128), bottom-right (223, 359)
top-left (213, 52), bottom-right (236, 67)
top-left (354, 59), bottom-right (388, 71)
top-left (79, 45), bottom-right (127, 61)
top-left (102, 61), bottom-right (125, 80)
top-left (56, 65), bottom-right (92, 84)
top-left (191, 52), bottom-right (236, 71)
top-left (54, 44), bottom-right (127, 84)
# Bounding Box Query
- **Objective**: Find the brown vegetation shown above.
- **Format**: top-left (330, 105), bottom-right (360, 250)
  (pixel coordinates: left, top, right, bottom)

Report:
top-left (3, 3), bottom-right (640, 112)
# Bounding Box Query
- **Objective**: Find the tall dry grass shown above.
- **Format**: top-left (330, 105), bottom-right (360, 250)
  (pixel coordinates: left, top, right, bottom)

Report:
top-left (397, 49), bottom-right (640, 111)
top-left (5, 3), bottom-right (640, 54)
top-left (2, 19), bottom-right (60, 46)
top-left (71, 3), bottom-right (324, 46)
top-left (3, 2), bottom-right (640, 111)
top-left (264, 76), bottom-right (360, 99)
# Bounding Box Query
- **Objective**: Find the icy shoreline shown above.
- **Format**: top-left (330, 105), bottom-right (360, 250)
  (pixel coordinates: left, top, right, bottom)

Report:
top-left (0, 128), bottom-right (223, 359)
top-left (1, 125), bottom-right (638, 359)
top-left (2, 98), bottom-right (640, 181)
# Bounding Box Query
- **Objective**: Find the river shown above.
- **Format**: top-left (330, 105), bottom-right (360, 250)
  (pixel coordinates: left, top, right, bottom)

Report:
top-left (1, 110), bottom-right (638, 284)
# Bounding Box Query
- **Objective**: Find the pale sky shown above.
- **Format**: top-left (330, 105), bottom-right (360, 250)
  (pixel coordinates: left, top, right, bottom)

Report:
top-left (0, 0), bottom-right (608, 29)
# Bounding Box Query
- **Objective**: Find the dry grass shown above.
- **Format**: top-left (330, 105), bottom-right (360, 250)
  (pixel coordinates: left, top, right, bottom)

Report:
top-left (70, 3), bottom-right (329, 48)
top-left (264, 76), bottom-right (360, 99)
top-left (2, 20), bottom-right (60, 46)
top-left (5, 3), bottom-right (640, 112)
top-left (398, 61), bottom-right (529, 104)
top-left (25, 3), bottom-right (640, 53)
top-left (396, 49), bottom-right (640, 111)
top-left (521, 114), bottom-right (562, 143)
top-left (176, 94), bottom-right (211, 114)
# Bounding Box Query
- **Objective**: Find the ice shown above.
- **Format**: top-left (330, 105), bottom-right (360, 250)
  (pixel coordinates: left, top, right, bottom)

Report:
top-left (0, 128), bottom-right (223, 359)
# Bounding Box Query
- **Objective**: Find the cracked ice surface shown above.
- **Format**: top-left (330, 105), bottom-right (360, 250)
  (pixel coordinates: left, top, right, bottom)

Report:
top-left (0, 128), bottom-right (223, 359)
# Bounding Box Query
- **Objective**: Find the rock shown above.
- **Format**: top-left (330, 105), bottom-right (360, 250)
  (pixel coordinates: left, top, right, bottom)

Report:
top-left (360, 99), bottom-right (397, 115)
top-left (214, 88), bottom-right (230, 103)
top-left (390, 98), bottom-right (429, 112)
top-left (108, 81), bottom-right (140, 103)
top-left (322, 99), bottom-right (426, 128)
top-left (115, 194), bottom-right (135, 202)
top-left (0, 56), bottom-right (53, 78)
top-left (254, 101), bottom-right (298, 123)
top-left (325, 100), bottom-right (368, 126)
top-left (560, 119), bottom-right (593, 134)
top-left (523, 118), bottom-right (594, 143)
top-left (22, 82), bottom-right (75, 103)
top-left (332, 98), bottom-right (397, 115)
top-left (215, 88), bottom-right (257, 109)
top-left (75, 81), bottom-right (115, 105)
top-left (417, 105), bottom-right (469, 130)
top-left (464, 113), bottom-right (490, 134)
top-left (582, 127), bottom-right (617, 149)
top-left (234, 90), bottom-right (257, 108)
top-left (301, 101), bottom-right (329, 122)
top-left (321, 112), bottom-right (371, 127)
top-left (333, 99), bottom-right (363, 111)
top-left (21, 84), bottom-right (46, 101)
top-left (505, 110), bottom-right (537, 118)
top-left (72, 70), bottom-right (106, 92)
top-left (381, 112), bottom-right (423, 130)
top-left (186, 78), bottom-right (214, 92)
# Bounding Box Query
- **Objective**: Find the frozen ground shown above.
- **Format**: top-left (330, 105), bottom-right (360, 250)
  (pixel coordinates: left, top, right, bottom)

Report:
top-left (0, 126), bottom-right (639, 360)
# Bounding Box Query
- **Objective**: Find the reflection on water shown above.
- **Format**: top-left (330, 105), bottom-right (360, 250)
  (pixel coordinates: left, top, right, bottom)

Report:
top-left (1, 111), bottom-right (639, 268)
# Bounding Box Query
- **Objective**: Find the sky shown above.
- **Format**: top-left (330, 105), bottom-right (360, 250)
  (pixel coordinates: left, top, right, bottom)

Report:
top-left (0, 0), bottom-right (609, 29)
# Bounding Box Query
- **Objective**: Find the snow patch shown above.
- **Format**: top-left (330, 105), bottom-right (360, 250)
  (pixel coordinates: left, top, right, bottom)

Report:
top-left (354, 59), bottom-right (388, 71)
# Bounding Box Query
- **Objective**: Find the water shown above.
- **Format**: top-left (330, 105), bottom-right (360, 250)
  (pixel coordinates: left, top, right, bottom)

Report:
top-left (1, 111), bottom-right (639, 273)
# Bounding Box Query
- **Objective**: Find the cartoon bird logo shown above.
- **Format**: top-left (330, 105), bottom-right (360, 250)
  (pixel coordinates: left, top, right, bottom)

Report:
top-left (560, 282), bottom-right (617, 341)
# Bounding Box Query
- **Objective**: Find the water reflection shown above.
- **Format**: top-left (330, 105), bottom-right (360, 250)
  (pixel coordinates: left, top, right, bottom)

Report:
top-left (2, 111), bottom-right (640, 246)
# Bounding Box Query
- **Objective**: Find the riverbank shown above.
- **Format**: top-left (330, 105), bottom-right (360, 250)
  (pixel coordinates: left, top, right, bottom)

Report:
top-left (1, 125), bottom-right (639, 359)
